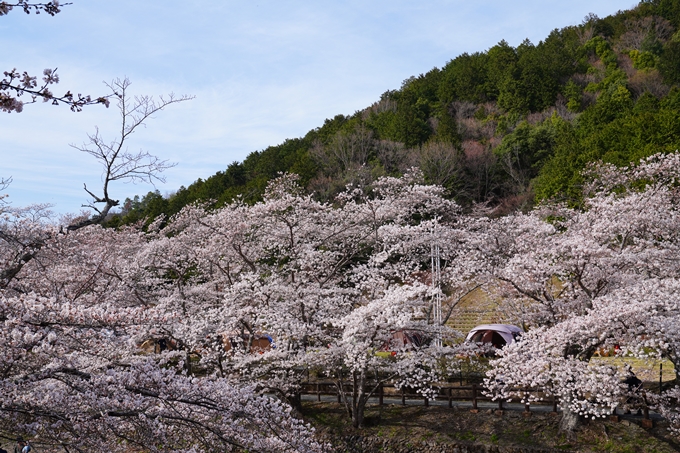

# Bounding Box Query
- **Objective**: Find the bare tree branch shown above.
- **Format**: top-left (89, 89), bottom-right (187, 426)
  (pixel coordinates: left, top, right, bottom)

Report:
top-left (2, 6), bottom-right (112, 113)
top-left (0, 1), bottom-right (69, 16)
top-left (1, 68), bottom-right (111, 113)
top-left (68, 77), bottom-right (193, 230)
top-left (0, 176), bottom-right (11, 211)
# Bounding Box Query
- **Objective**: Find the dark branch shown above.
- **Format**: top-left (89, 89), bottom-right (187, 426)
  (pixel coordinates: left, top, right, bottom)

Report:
top-left (0, 1), bottom-right (69, 16)
top-left (1, 68), bottom-right (111, 113)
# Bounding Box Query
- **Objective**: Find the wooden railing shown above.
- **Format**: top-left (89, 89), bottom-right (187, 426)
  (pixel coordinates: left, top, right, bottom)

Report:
top-left (300, 381), bottom-right (658, 425)
top-left (299, 381), bottom-right (559, 415)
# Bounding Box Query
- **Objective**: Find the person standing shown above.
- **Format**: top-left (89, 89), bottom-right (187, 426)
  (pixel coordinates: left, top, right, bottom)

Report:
top-left (13, 438), bottom-right (24, 453)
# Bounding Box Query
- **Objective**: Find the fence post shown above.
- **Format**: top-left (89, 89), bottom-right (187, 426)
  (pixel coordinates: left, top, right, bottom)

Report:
top-left (401, 387), bottom-right (406, 406)
top-left (379, 383), bottom-right (384, 407)
top-left (641, 406), bottom-right (653, 428)
top-left (660, 363), bottom-right (663, 394)
top-left (316, 383), bottom-right (321, 402)
top-left (552, 394), bottom-right (558, 415)
top-left (523, 388), bottom-right (531, 417)
top-left (424, 396), bottom-right (429, 407)
top-left (337, 384), bottom-right (341, 403)
top-left (471, 384), bottom-right (478, 412)
top-left (609, 406), bottom-right (620, 422)
top-left (448, 387), bottom-right (452, 409)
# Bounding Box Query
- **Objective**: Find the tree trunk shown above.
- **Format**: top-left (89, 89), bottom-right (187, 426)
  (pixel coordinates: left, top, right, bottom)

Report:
top-left (352, 403), bottom-right (365, 428)
top-left (288, 391), bottom-right (302, 413)
top-left (670, 357), bottom-right (680, 386)
top-left (558, 407), bottom-right (582, 434)
top-left (351, 370), bottom-right (368, 428)
top-left (336, 370), bottom-right (373, 428)
top-left (337, 384), bottom-right (353, 420)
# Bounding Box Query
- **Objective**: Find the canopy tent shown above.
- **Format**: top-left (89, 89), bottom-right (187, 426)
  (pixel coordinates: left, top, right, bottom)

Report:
top-left (385, 330), bottom-right (429, 349)
top-left (223, 333), bottom-right (274, 353)
top-left (465, 324), bottom-right (523, 348)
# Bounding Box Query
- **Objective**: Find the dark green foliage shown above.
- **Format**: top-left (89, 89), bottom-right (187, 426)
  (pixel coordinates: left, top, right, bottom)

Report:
top-left (112, 1), bottom-right (680, 226)
top-left (438, 52), bottom-right (490, 104)
top-left (630, 49), bottom-right (658, 69)
top-left (105, 190), bottom-right (170, 228)
top-left (484, 40), bottom-right (518, 100)
top-left (533, 92), bottom-right (680, 202)
top-left (659, 40), bottom-right (680, 83)
top-left (564, 80), bottom-right (584, 112)
top-left (373, 70), bottom-right (441, 146)
top-left (533, 120), bottom-right (584, 203)
top-left (495, 118), bottom-right (558, 186)
top-left (645, 0), bottom-right (680, 27)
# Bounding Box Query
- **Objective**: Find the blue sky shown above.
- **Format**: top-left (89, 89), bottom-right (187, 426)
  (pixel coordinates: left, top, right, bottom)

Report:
top-left (2, 0), bottom-right (631, 213)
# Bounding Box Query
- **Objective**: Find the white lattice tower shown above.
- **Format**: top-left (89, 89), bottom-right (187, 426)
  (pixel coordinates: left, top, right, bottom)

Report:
top-left (431, 218), bottom-right (442, 347)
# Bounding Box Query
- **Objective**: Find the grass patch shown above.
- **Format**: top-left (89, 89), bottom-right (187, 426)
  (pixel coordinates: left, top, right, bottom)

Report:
top-left (453, 430), bottom-right (476, 442)
top-left (590, 356), bottom-right (675, 383)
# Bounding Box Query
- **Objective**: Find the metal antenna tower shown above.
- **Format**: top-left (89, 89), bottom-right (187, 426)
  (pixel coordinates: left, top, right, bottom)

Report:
top-left (431, 218), bottom-right (442, 347)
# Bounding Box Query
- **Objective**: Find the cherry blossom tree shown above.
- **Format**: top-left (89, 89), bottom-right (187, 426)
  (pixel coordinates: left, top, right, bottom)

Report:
top-left (480, 152), bottom-right (680, 432)
top-left (0, 202), bottom-right (54, 289)
top-left (0, 221), bottom-right (325, 452)
top-left (139, 171), bottom-right (470, 428)
top-left (0, 169), bottom-right (474, 445)
top-left (21, 144), bottom-right (680, 443)
top-left (2, 2), bottom-right (323, 442)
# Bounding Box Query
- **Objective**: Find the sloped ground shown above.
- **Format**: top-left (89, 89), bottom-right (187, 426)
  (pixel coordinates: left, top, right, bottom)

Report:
top-left (446, 287), bottom-right (504, 336)
top-left (305, 402), bottom-right (680, 453)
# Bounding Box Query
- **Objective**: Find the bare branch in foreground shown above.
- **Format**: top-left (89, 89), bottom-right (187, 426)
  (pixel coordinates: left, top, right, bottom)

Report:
top-left (1, 68), bottom-right (111, 113)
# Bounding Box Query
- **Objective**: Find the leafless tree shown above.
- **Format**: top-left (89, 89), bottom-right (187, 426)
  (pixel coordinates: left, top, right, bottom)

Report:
top-left (68, 78), bottom-right (193, 230)
top-left (451, 100), bottom-right (477, 121)
top-left (628, 68), bottom-right (670, 98)
top-left (461, 139), bottom-right (498, 202)
top-left (375, 139), bottom-right (413, 174)
top-left (617, 16), bottom-right (674, 51)
top-left (311, 124), bottom-right (375, 174)
top-left (363, 95), bottom-right (397, 118)
top-left (576, 22), bottom-right (595, 45)
top-left (419, 141), bottom-right (463, 187)
top-left (497, 143), bottom-right (529, 191)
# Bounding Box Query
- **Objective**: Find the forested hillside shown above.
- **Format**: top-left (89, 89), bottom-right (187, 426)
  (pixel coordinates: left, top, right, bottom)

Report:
top-left (110, 0), bottom-right (680, 227)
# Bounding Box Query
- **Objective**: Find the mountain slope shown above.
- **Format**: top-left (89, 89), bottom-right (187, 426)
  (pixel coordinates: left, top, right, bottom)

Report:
top-left (108, 0), bottom-right (680, 227)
